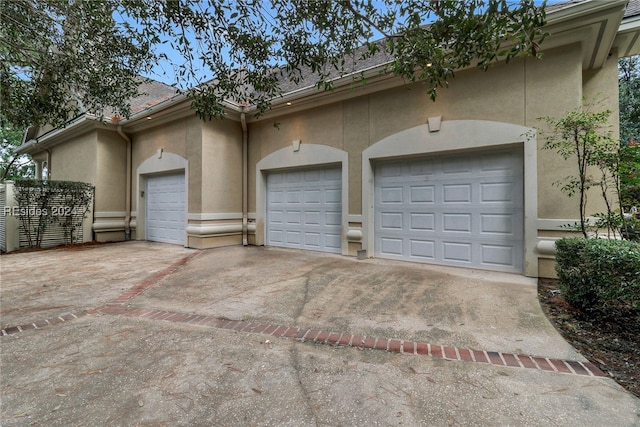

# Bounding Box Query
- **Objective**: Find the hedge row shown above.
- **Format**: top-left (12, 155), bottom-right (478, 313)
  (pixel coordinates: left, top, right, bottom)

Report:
top-left (555, 238), bottom-right (640, 312)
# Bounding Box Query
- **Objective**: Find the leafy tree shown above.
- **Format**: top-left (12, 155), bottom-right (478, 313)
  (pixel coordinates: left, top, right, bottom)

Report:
top-left (541, 107), bottom-right (617, 238)
top-left (618, 55), bottom-right (640, 210)
top-left (543, 103), bottom-right (640, 240)
top-left (619, 55), bottom-right (640, 144)
top-left (1, 0), bottom-right (547, 129)
top-left (1, 0), bottom-right (155, 129)
top-left (0, 126), bottom-right (34, 181)
top-left (13, 179), bottom-right (94, 247)
top-left (620, 143), bottom-right (640, 210)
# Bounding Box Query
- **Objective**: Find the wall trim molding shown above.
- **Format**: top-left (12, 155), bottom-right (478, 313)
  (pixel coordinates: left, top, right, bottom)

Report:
top-left (186, 223), bottom-right (256, 237)
top-left (187, 212), bottom-right (243, 221)
top-left (93, 221), bottom-right (126, 231)
top-left (94, 211), bottom-right (126, 218)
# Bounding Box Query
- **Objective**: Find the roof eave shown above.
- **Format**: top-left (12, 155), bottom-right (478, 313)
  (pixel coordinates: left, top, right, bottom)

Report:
top-left (614, 14), bottom-right (640, 57)
top-left (18, 0), bottom-right (633, 142)
top-left (542, 0), bottom-right (628, 69)
top-left (16, 115), bottom-right (100, 155)
top-left (255, 0), bottom-right (629, 120)
top-left (117, 91), bottom-right (244, 133)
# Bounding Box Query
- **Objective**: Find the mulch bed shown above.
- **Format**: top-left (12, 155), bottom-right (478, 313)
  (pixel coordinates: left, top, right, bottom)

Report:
top-left (538, 279), bottom-right (639, 398)
top-left (1, 240), bottom-right (104, 255)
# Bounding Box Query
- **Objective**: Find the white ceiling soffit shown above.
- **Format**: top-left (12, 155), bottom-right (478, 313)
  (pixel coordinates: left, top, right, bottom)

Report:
top-left (543, 0), bottom-right (628, 69)
top-left (613, 13), bottom-right (640, 57)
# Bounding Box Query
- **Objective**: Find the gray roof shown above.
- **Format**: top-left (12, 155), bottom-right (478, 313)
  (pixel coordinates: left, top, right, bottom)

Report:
top-left (545, 0), bottom-right (640, 17)
top-left (545, 0), bottom-right (588, 13)
top-left (275, 41), bottom-right (394, 95)
top-left (626, 0), bottom-right (640, 17)
top-left (275, 1), bottom-right (589, 96)
top-left (123, 0), bottom-right (640, 113)
top-left (128, 79), bottom-right (178, 114)
top-left (98, 78), bottom-right (178, 119)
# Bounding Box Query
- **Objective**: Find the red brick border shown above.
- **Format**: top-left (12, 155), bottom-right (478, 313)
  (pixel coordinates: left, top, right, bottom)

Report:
top-left (110, 251), bottom-right (202, 304)
top-left (0, 308), bottom-right (97, 336)
top-left (0, 251), bottom-right (201, 336)
top-left (0, 247), bottom-right (608, 380)
top-left (1, 303), bottom-right (608, 378)
top-left (104, 306), bottom-right (607, 378)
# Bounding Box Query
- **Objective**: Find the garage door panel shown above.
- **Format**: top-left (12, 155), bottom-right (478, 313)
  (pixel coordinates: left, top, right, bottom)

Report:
top-left (481, 244), bottom-right (515, 266)
top-left (442, 163), bottom-right (473, 175)
top-left (411, 239), bottom-right (435, 259)
top-left (286, 190), bottom-right (301, 204)
top-left (375, 149), bottom-right (523, 272)
top-left (480, 182), bottom-right (515, 203)
top-left (480, 152), bottom-right (516, 171)
top-left (379, 163), bottom-right (404, 177)
top-left (325, 233), bottom-right (342, 249)
top-left (325, 211), bottom-right (341, 226)
top-left (443, 214), bottom-right (472, 233)
top-left (443, 184), bottom-right (472, 203)
top-left (410, 186), bottom-right (435, 203)
top-left (270, 210), bottom-right (283, 224)
top-left (267, 167), bottom-right (342, 254)
top-left (409, 159), bottom-right (435, 176)
top-left (481, 214), bottom-right (514, 234)
top-left (303, 170), bottom-right (322, 181)
top-left (305, 190), bottom-right (321, 203)
top-left (305, 232), bottom-right (320, 247)
top-left (381, 187), bottom-right (403, 203)
top-left (410, 213), bottom-right (434, 230)
top-left (269, 190), bottom-right (284, 204)
top-left (268, 229), bottom-right (284, 244)
top-left (442, 242), bottom-right (472, 262)
top-left (304, 211), bottom-right (321, 225)
top-left (324, 168), bottom-right (342, 181)
top-left (286, 211), bottom-right (301, 224)
top-left (146, 173), bottom-right (185, 245)
top-left (380, 237), bottom-right (403, 255)
top-left (286, 171), bottom-right (302, 183)
top-left (325, 189), bottom-right (341, 204)
top-left (381, 212), bottom-right (403, 229)
top-left (286, 231), bottom-right (301, 245)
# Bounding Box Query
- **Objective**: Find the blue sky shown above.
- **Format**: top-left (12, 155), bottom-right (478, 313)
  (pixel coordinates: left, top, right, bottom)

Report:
top-left (141, 0), bottom-right (556, 87)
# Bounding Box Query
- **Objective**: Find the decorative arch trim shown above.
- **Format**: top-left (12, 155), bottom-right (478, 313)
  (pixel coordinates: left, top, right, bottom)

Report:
top-left (255, 143), bottom-right (349, 253)
top-left (362, 120), bottom-right (538, 276)
top-left (135, 151), bottom-right (189, 245)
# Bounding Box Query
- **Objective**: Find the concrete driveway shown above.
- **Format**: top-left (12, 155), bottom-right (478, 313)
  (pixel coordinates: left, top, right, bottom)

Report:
top-left (1, 242), bottom-right (639, 426)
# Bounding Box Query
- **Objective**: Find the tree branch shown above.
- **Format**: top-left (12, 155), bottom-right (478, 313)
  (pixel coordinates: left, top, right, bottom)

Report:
top-left (340, 0), bottom-right (393, 39)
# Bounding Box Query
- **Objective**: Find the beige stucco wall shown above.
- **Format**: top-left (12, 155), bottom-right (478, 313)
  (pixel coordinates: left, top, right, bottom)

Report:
top-left (201, 119), bottom-right (243, 214)
top-left (128, 115), bottom-right (246, 248)
top-left (248, 44), bottom-right (594, 220)
top-left (21, 31), bottom-right (623, 276)
top-left (528, 44), bottom-right (584, 220)
top-left (131, 116), bottom-right (199, 213)
top-left (581, 50), bottom-right (622, 219)
top-left (49, 131), bottom-right (98, 184)
top-left (247, 42), bottom-right (620, 277)
top-left (33, 131), bottom-right (98, 244)
top-left (95, 130), bottom-right (127, 213)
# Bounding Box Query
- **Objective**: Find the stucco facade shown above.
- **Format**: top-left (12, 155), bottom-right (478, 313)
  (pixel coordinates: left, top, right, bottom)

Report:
top-left (16, 0), bottom-right (640, 277)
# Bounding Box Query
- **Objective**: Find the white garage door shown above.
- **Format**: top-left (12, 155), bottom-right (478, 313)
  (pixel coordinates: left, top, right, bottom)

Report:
top-left (267, 167), bottom-right (342, 253)
top-left (146, 173), bottom-right (186, 245)
top-left (374, 149), bottom-right (523, 272)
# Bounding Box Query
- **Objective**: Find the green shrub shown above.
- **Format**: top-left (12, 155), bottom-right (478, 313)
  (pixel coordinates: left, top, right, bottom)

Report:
top-left (555, 238), bottom-right (640, 312)
top-left (13, 179), bottom-right (94, 247)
